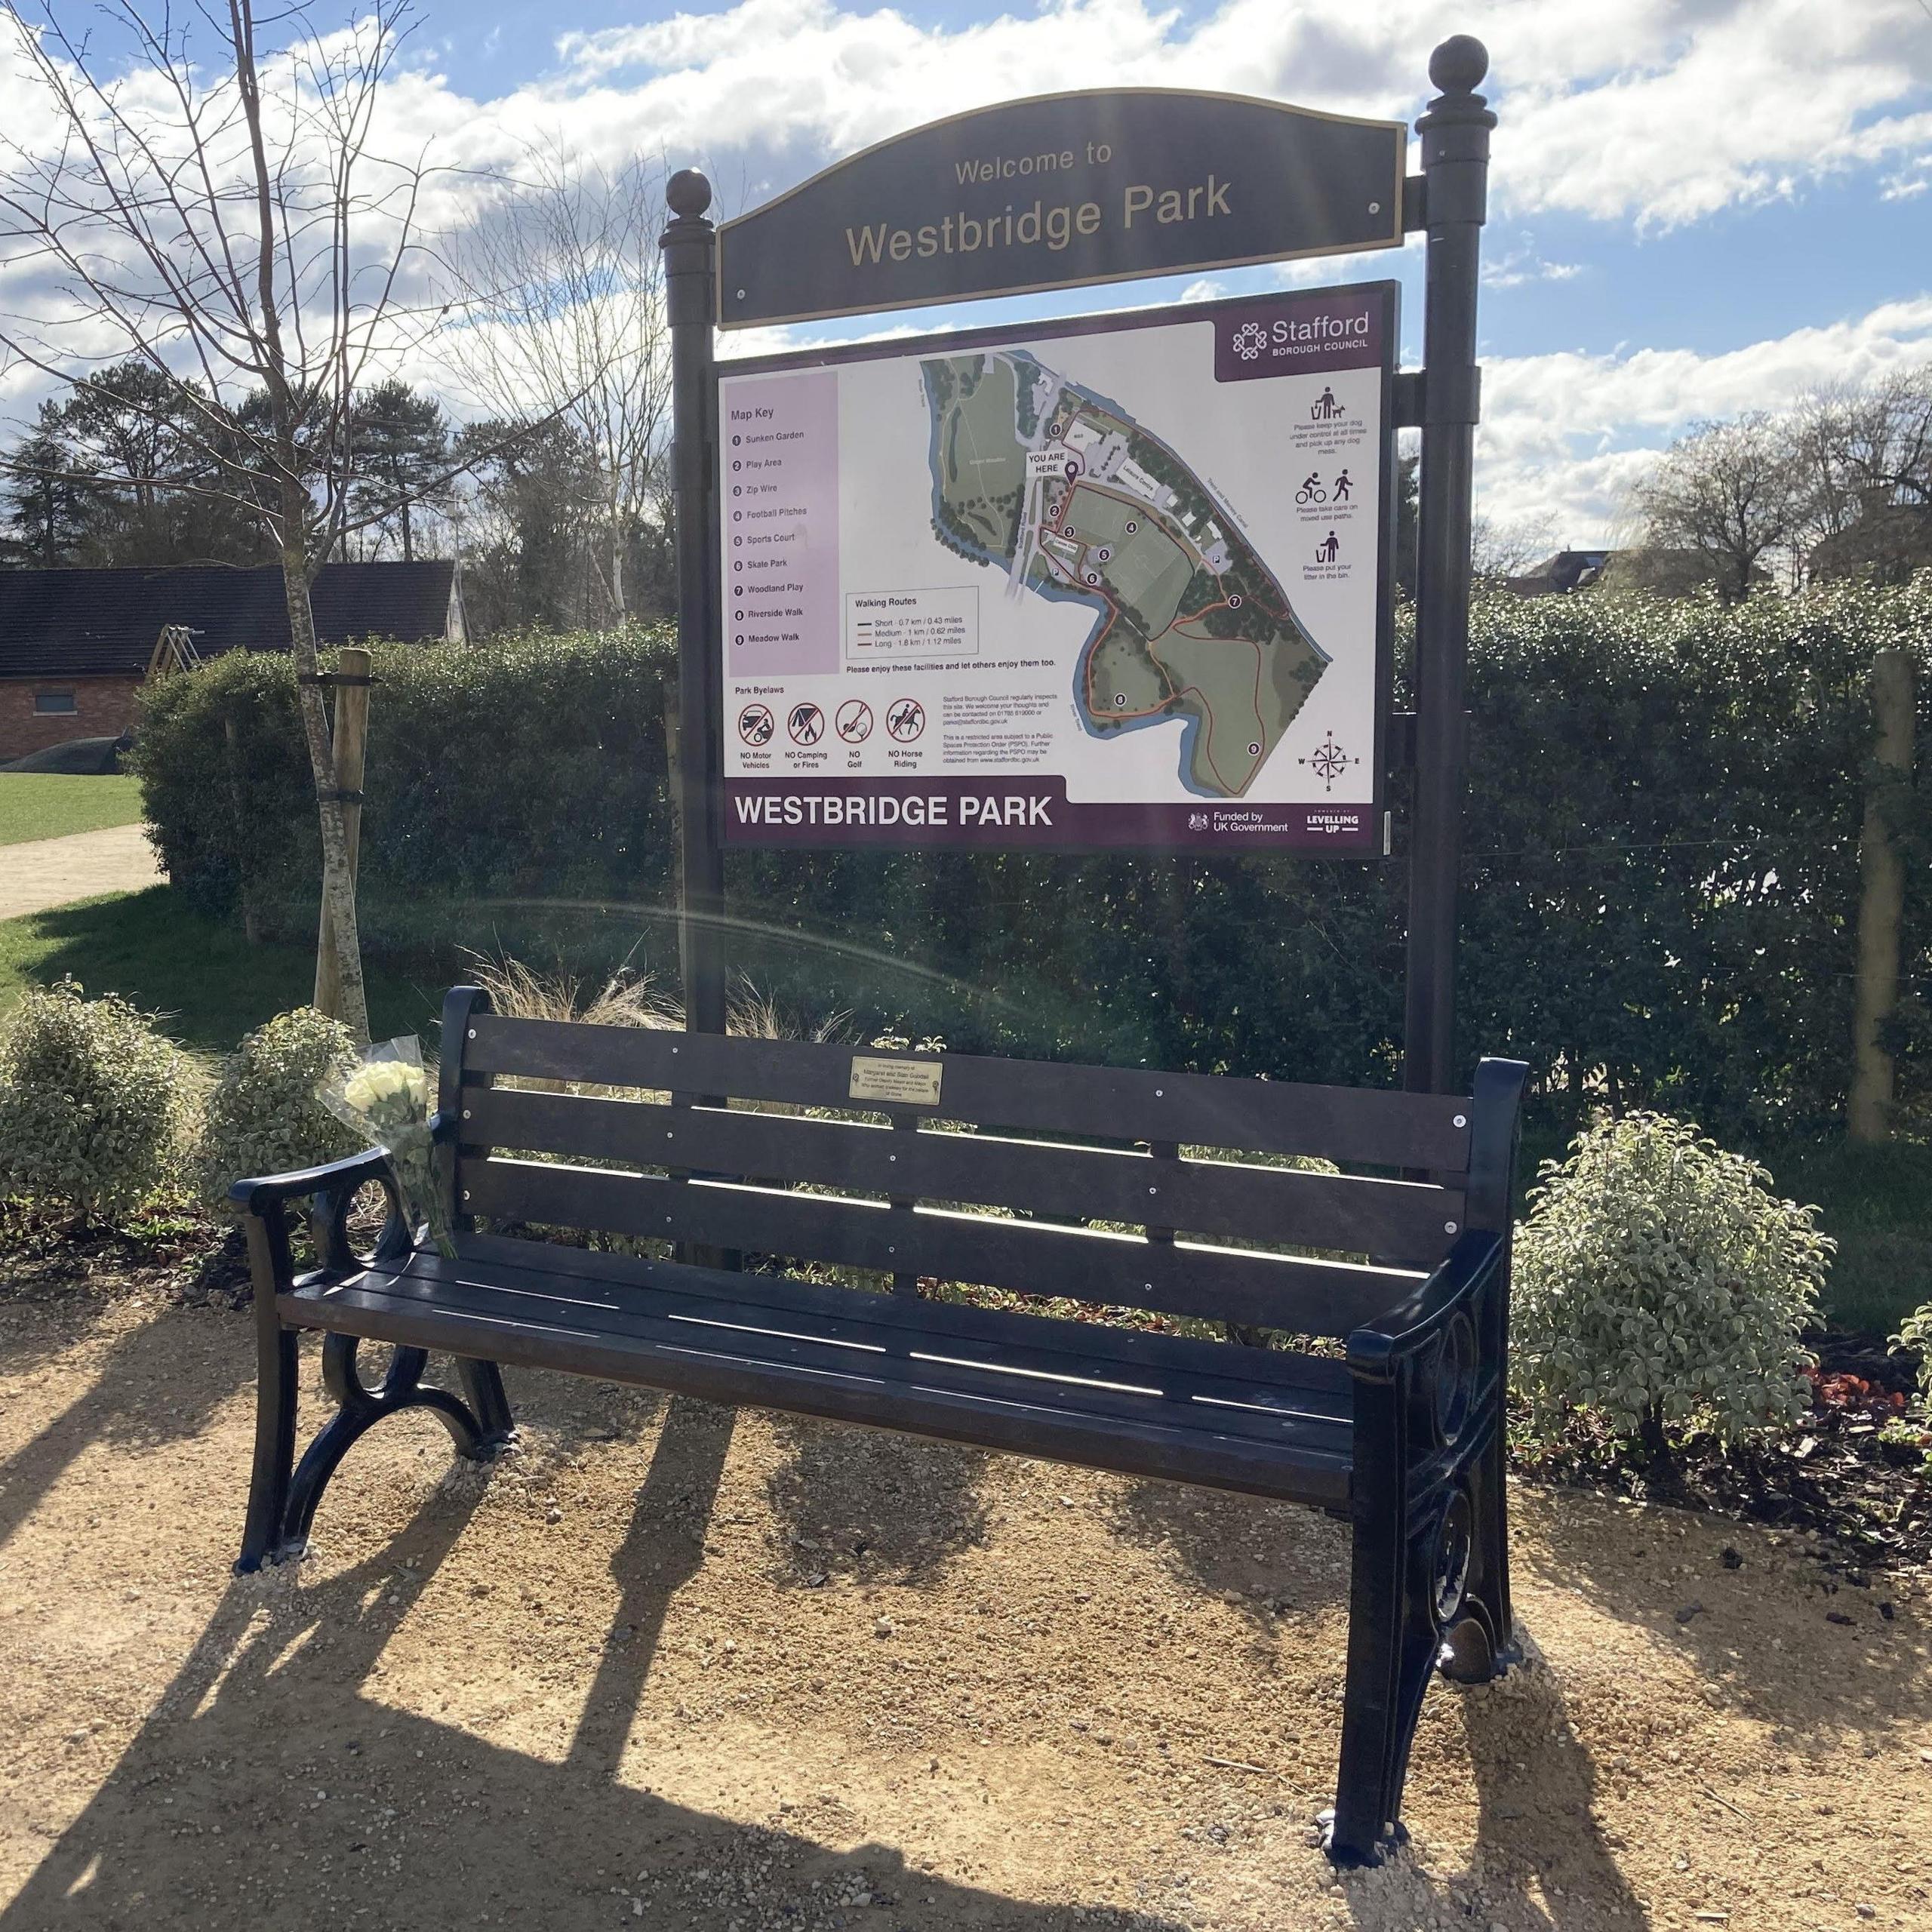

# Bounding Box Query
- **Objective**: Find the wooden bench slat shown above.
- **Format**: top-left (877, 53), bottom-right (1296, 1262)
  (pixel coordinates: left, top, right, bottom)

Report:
top-left (377, 1234), bottom-right (1358, 1414)
top-left (460, 1156), bottom-right (1425, 1337)
top-left (287, 1274), bottom-right (1353, 1506)
top-left (457, 1088), bottom-right (1463, 1268)
top-left (460, 1015), bottom-right (1473, 1172)
top-left (295, 1254), bottom-right (1352, 1455)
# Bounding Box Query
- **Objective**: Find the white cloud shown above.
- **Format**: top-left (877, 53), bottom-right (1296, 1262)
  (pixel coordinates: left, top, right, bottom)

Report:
top-left (504, 0), bottom-right (1932, 232)
top-left (1478, 295), bottom-right (1932, 540)
top-left (3, 0), bottom-right (1930, 547)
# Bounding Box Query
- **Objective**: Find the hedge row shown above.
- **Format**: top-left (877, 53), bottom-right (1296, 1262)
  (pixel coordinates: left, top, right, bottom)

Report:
top-left (132, 584), bottom-right (1932, 1137)
top-left (136, 627), bottom-right (680, 941)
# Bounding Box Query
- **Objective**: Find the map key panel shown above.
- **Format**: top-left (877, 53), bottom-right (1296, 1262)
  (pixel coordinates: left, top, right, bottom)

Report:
top-left (718, 283), bottom-right (1393, 850)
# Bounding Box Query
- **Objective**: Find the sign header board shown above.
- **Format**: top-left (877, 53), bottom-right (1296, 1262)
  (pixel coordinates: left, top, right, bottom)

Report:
top-left (716, 90), bottom-right (1406, 330)
top-left (717, 282), bottom-right (1395, 852)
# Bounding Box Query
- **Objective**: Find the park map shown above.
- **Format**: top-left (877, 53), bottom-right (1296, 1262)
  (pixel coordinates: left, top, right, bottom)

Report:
top-left (922, 348), bottom-right (1330, 798)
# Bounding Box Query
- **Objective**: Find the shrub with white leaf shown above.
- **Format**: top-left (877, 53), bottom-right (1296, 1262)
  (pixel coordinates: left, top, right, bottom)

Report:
top-left (1511, 1112), bottom-right (1830, 1457)
top-left (0, 978), bottom-right (184, 1223)
top-left (196, 1007), bottom-right (361, 1216)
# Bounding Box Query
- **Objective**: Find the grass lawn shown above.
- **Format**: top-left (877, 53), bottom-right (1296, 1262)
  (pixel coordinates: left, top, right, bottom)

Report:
top-left (0, 773), bottom-right (145, 845)
top-left (1764, 1138), bottom-right (1932, 1336)
top-left (0, 886), bottom-right (445, 1057)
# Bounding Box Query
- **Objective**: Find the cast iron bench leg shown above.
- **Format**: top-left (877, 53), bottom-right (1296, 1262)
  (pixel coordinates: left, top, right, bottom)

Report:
top-left (456, 1358), bottom-right (516, 1447)
top-left (280, 1337), bottom-right (496, 1553)
top-left (1440, 1417), bottom-right (1516, 1684)
top-left (236, 1318), bottom-right (299, 1574)
top-left (1325, 1449), bottom-right (1441, 1865)
top-left (235, 1214), bottom-right (300, 1574)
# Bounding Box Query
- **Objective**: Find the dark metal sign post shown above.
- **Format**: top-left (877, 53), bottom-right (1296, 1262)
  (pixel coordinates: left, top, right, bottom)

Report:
top-left (662, 168), bottom-right (728, 1036)
top-left (1403, 37), bottom-right (1494, 1098)
top-left (663, 36), bottom-right (1494, 1094)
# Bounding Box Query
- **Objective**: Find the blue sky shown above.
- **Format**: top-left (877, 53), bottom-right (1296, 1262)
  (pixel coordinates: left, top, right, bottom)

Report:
top-left (415, 0), bottom-right (1932, 544)
top-left (7, 0), bottom-right (1930, 544)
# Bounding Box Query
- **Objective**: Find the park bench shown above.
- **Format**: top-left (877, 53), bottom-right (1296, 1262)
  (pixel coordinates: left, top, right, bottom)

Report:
top-left (231, 984), bottom-right (1527, 1865)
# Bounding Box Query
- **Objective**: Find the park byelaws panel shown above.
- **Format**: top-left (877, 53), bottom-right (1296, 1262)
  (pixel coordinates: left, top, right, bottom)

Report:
top-left (718, 283), bottom-right (1392, 849)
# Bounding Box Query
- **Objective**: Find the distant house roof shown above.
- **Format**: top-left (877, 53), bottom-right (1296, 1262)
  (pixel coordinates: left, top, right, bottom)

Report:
top-left (1807, 495), bottom-right (1932, 584)
top-left (1503, 549), bottom-right (1615, 597)
top-left (0, 560), bottom-right (459, 680)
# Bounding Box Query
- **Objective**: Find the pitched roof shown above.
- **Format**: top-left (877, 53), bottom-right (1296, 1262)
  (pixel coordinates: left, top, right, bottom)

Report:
top-left (0, 561), bottom-right (456, 679)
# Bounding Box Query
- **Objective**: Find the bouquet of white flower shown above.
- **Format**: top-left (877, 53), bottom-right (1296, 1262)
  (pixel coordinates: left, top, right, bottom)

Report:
top-left (317, 1036), bottom-right (455, 1258)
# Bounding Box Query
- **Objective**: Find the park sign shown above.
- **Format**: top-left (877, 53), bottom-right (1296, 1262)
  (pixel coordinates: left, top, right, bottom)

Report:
top-left (715, 91), bottom-right (1407, 329)
top-left (718, 283), bottom-right (1395, 851)
top-left (668, 35), bottom-right (1496, 1081)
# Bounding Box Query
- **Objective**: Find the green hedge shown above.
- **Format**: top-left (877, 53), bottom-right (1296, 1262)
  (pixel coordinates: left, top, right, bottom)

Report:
top-left (134, 627), bottom-right (679, 946)
top-left (133, 586), bottom-right (1932, 1137)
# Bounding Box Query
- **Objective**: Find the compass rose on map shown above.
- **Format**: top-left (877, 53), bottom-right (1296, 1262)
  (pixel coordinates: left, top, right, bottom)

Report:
top-left (1298, 731), bottom-right (1360, 793)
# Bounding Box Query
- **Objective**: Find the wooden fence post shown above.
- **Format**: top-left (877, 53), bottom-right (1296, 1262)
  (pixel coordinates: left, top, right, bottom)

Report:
top-left (314, 646), bottom-right (372, 1023)
top-left (1849, 646), bottom-right (1915, 1142)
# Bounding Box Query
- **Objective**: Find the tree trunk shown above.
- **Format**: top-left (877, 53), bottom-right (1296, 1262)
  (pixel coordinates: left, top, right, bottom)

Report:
top-left (279, 536), bottom-right (372, 1043)
top-left (1638, 1407), bottom-right (1680, 1495)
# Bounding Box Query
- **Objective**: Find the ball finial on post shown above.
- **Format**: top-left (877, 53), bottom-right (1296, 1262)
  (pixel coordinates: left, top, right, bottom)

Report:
top-left (666, 168), bottom-right (714, 220)
top-left (1428, 34), bottom-right (1489, 94)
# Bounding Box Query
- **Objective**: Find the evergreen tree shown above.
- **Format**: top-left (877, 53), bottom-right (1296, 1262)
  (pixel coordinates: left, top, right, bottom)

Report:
top-left (349, 380), bottom-right (452, 561)
top-left (1, 406), bottom-right (94, 563)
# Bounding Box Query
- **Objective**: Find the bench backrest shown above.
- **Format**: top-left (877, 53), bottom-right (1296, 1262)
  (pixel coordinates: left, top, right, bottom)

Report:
top-left (439, 987), bottom-right (1527, 1340)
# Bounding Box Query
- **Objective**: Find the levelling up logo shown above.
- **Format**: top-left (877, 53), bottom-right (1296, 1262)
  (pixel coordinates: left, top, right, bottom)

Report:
top-left (1213, 287), bottom-right (1389, 383)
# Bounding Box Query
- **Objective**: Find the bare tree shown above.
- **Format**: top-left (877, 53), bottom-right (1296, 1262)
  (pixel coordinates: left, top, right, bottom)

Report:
top-left (1469, 509), bottom-right (1558, 583)
top-left (1627, 414), bottom-right (1809, 600)
top-left (1792, 367), bottom-right (1932, 581)
top-left (0, 0), bottom-right (455, 1041)
top-left (444, 144), bottom-right (672, 623)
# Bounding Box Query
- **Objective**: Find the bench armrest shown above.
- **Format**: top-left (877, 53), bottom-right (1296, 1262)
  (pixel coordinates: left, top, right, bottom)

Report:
top-left (230, 1146), bottom-right (411, 1294)
top-left (227, 1146), bottom-right (395, 1218)
top-left (1345, 1229), bottom-right (1506, 1383)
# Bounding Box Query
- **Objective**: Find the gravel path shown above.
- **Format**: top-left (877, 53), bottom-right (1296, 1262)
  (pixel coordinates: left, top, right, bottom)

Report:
top-left (0, 822), bottom-right (162, 921)
top-left (0, 1281), bottom-right (1927, 1932)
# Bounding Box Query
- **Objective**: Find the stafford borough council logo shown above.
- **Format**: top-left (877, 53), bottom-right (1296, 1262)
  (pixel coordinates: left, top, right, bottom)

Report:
top-left (1230, 321), bottom-right (1268, 362)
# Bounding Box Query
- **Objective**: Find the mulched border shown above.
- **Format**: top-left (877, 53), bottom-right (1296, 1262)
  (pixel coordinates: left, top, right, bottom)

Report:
top-left (1509, 1327), bottom-right (1932, 1573)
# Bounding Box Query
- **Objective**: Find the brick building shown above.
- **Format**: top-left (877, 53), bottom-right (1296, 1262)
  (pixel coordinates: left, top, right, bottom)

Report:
top-left (0, 561), bottom-right (463, 762)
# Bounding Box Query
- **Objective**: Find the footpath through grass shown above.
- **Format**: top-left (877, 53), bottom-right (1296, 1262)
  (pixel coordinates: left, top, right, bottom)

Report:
top-left (0, 886), bottom-right (441, 1057)
top-left (0, 773), bottom-right (145, 845)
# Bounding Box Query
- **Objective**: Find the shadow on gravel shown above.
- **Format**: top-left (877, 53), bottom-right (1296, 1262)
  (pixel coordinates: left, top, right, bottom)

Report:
top-left (1, 1432), bottom-right (1173, 1932)
top-left (1524, 1494), bottom-right (1932, 1744)
top-left (1337, 1638), bottom-right (1647, 1932)
top-left (1107, 1477), bottom-right (1352, 1626)
top-left (762, 1413), bottom-right (990, 1586)
top-left (1459, 1640), bottom-right (1646, 1930)
top-left (0, 1306), bottom-right (244, 1556)
top-left (0, 1278), bottom-right (122, 1376)
top-left (568, 1394), bottom-right (738, 1775)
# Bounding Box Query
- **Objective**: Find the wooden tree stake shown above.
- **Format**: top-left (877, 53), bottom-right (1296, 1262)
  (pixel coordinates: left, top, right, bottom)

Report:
top-left (314, 646), bottom-right (372, 1026)
top-left (1849, 646), bottom-right (1915, 1142)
